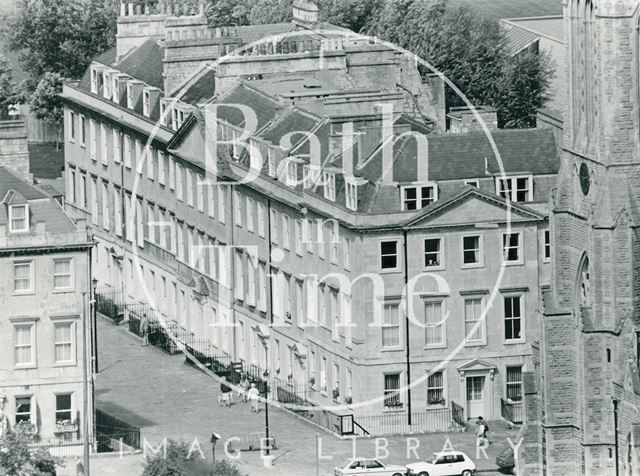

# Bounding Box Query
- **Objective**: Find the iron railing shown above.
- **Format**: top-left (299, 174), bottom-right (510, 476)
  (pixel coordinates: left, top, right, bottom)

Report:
top-left (352, 408), bottom-right (452, 436)
top-left (501, 398), bottom-right (524, 424)
top-left (95, 409), bottom-right (141, 453)
top-left (451, 401), bottom-right (466, 429)
top-left (95, 285), bottom-right (126, 324)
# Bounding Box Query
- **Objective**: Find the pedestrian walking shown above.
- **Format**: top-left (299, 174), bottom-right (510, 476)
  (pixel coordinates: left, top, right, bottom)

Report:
top-left (239, 374), bottom-right (250, 403)
top-left (140, 313), bottom-right (149, 347)
top-left (75, 456), bottom-right (85, 476)
top-left (247, 382), bottom-right (260, 413)
top-left (220, 379), bottom-right (232, 407)
top-left (476, 416), bottom-right (489, 445)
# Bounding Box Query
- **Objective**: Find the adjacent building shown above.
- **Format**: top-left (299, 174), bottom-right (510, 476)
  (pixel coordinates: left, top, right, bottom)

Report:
top-left (0, 166), bottom-right (93, 450)
top-left (61, 1), bottom-right (559, 432)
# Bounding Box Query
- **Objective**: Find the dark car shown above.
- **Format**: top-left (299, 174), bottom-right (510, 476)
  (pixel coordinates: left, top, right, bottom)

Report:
top-left (496, 447), bottom-right (515, 474)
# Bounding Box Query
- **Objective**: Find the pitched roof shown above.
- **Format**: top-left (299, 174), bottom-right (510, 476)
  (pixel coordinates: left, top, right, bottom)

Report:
top-left (113, 39), bottom-right (165, 90)
top-left (502, 23), bottom-right (540, 55)
top-left (359, 127), bottom-right (559, 184)
top-left (236, 23), bottom-right (296, 45)
top-left (260, 108), bottom-right (320, 146)
top-left (0, 167), bottom-right (77, 234)
top-left (179, 68), bottom-right (216, 105)
top-left (216, 83), bottom-right (280, 130)
top-left (449, 0), bottom-right (563, 21)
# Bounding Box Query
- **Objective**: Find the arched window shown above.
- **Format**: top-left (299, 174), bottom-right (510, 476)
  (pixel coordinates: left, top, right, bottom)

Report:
top-left (577, 255), bottom-right (591, 308)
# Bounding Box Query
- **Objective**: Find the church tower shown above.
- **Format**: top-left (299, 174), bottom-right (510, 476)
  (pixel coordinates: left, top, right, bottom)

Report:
top-left (524, 1), bottom-right (640, 475)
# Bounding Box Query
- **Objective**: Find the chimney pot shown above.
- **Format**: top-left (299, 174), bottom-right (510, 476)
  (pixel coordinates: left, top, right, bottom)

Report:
top-left (135, 4), bottom-right (141, 15)
top-left (144, 4), bottom-right (149, 14)
top-left (128, 3), bottom-right (133, 15)
top-left (120, 2), bottom-right (126, 16)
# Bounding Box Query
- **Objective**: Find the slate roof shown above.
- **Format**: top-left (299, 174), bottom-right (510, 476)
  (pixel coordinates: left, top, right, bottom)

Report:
top-left (260, 109), bottom-right (320, 146)
top-left (81, 39), bottom-right (165, 92)
top-left (216, 83), bottom-right (280, 131)
top-left (502, 24), bottom-right (540, 54)
top-left (179, 68), bottom-right (216, 105)
top-left (359, 127), bottom-right (559, 184)
top-left (0, 167), bottom-right (77, 235)
top-left (236, 23), bottom-right (295, 45)
top-left (449, 0), bottom-right (563, 21)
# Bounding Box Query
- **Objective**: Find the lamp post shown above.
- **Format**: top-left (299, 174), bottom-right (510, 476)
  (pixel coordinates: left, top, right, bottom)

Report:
top-left (91, 277), bottom-right (99, 374)
top-left (613, 398), bottom-right (619, 476)
top-left (263, 370), bottom-right (270, 456)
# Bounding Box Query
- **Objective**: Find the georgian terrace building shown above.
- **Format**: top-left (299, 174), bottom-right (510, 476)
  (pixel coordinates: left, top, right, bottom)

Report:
top-left (61, 1), bottom-right (559, 428)
top-left (0, 167), bottom-right (92, 450)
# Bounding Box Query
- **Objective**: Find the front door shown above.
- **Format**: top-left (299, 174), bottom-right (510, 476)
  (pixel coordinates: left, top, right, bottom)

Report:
top-left (466, 376), bottom-right (485, 419)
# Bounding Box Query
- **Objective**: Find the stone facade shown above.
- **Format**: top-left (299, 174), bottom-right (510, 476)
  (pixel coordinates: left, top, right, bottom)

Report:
top-left (524, 1), bottom-right (640, 475)
top-left (0, 119), bottom-right (30, 182)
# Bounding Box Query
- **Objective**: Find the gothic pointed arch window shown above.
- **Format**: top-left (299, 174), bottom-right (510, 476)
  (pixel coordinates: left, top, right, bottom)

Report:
top-left (577, 255), bottom-right (591, 309)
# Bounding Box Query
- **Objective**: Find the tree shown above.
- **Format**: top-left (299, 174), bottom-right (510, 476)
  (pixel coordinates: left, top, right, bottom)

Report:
top-left (0, 422), bottom-right (61, 475)
top-left (29, 72), bottom-right (65, 148)
top-left (367, 0), bottom-right (552, 128)
top-left (494, 49), bottom-right (553, 128)
top-left (0, 56), bottom-right (18, 117)
top-left (8, 0), bottom-right (119, 90)
top-left (142, 439), bottom-right (246, 476)
top-left (205, 0), bottom-right (252, 26)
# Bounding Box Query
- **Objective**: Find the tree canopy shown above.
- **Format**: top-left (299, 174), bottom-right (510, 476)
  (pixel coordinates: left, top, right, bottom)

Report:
top-left (0, 422), bottom-right (61, 475)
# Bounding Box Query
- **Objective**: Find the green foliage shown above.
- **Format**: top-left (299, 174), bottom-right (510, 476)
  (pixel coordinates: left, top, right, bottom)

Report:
top-left (0, 422), bottom-right (62, 475)
top-left (29, 72), bottom-right (64, 126)
top-left (142, 439), bottom-right (245, 476)
top-left (249, 0), bottom-right (293, 25)
top-left (8, 0), bottom-right (119, 89)
top-left (205, 0), bottom-right (251, 26)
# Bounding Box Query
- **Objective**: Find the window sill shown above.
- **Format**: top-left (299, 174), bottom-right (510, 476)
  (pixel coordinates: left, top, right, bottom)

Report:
top-left (13, 291), bottom-right (35, 297)
top-left (424, 344), bottom-right (447, 350)
top-left (461, 263), bottom-right (484, 269)
top-left (53, 362), bottom-right (77, 368)
top-left (424, 265), bottom-right (445, 271)
top-left (379, 268), bottom-right (402, 274)
top-left (52, 288), bottom-right (75, 295)
top-left (381, 346), bottom-right (404, 353)
top-left (382, 407), bottom-right (404, 413)
top-left (14, 364), bottom-right (37, 370)
top-left (504, 339), bottom-right (526, 345)
top-left (464, 340), bottom-right (487, 347)
top-left (502, 261), bottom-right (524, 267)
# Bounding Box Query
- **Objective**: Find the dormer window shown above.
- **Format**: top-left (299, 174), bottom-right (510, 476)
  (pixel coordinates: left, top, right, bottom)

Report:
top-left (401, 184), bottom-right (437, 211)
top-left (496, 176), bottom-right (533, 202)
top-left (112, 76), bottom-right (119, 103)
top-left (286, 161), bottom-right (298, 186)
top-left (323, 172), bottom-right (336, 201)
top-left (171, 107), bottom-right (179, 131)
top-left (267, 149), bottom-right (276, 177)
top-left (143, 90), bottom-right (150, 117)
top-left (160, 100), bottom-right (168, 127)
top-left (102, 71), bottom-right (111, 99)
top-left (126, 82), bottom-right (134, 109)
top-left (90, 67), bottom-right (98, 94)
top-left (9, 204), bottom-right (28, 232)
top-left (346, 181), bottom-right (358, 211)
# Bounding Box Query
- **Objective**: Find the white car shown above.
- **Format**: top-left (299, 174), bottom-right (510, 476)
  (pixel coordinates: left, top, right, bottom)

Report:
top-left (334, 458), bottom-right (407, 476)
top-left (406, 451), bottom-right (476, 476)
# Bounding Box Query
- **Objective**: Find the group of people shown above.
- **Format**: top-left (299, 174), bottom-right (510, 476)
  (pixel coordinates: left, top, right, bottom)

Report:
top-left (219, 374), bottom-right (261, 413)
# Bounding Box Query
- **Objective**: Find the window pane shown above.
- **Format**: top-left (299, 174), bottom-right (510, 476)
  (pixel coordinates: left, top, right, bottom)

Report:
top-left (425, 302), bottom-right (444, 346)
top-left (15, 397), bottom-right (31, 423)
top-left (424, 238), bottom-right (440, 267)
top-left (384, 373), bottom-right (401, 406)
top-left (463, 236), bottom-right (479, 264)
top-left (56, 394), bottom-right (72, 422)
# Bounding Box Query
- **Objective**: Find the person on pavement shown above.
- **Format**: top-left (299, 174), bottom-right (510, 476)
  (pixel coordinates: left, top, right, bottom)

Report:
top-left (247, 382), bottom-right (260, 413)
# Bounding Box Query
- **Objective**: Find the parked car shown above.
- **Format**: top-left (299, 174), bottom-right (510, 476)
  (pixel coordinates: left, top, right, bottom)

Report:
top-left (406, 451), bottom-right (476, 476)
top-left (496, 447), bottom-right (515, 473)
top-left (334, 458), bottom-right (406, 476)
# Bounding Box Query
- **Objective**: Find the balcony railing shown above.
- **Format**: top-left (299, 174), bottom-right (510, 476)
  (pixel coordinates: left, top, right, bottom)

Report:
top-left (501, 398), bottom-right (524, 424)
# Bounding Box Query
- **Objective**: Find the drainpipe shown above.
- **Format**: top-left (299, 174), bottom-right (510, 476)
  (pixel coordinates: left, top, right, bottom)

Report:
top-left (229, 185), bottom-right (237, 360)
top-left (402, 229), bottom-right (412, 426)
top-left (613, 398), bottom-right (619, 476)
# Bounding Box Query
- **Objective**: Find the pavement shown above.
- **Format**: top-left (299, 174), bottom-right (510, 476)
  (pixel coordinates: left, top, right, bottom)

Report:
top-left (77, 315), bottom-right (519, 475)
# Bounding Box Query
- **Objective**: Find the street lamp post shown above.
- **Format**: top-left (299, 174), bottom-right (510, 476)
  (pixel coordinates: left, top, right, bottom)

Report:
top-left (92, 278), bottom-right (99, 374)
top-left (263, 370), bottom-right (270, 456)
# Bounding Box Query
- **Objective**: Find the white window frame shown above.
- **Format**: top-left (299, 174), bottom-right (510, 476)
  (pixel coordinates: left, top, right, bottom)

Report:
top-left (13, 321), bottom-right (36, 368)
top-left (102, 71), bottom-right (111, 99)
top-left (89, 119), bottom-right (97, 160)
top-left (113, 129), bottom-right (121, 164)
top-left (100, 123), bottom-right (108, 165)
top-left (13, 260), bottom-right (34, 294)
top-left (53, 258), bottom-right (74, 291)
top-left (323, 172), bottom-right (336, 201)
top-left (186, 169), bottom-right (194, 207)
top-left (124, 134), bottom-right (131, 168)
top-left (234, 190), bottom-right (242, 227)
top-left (282, 215), bottom-right (291, 250)
top-left (79, 115), bottom-right (86, 147)
top-left (143, 89), bottom-right (150, 117)
top-left (380, 239), bottom-right (400, 272)
top-left (424, 299), bottom-right (446, 348)
top-left (257, 202), bottom-right (266, 237)
top-left (424, 236), bottom-right (444, 270)
top-left (502, 231), bottom-right (523, 265)
top-left (346, 181), bottom-right (358, 210)
top-left (504, 294), bottom-right (525, 343)
top-left (401, 183), bottom-right (438, 211)
top-left (463, 296), bottom-right (486, 346)
top-left (246, 197), bottom-right (254, 232)
top-left (53, 320), bottom-right (76, 365)
top-left (90, 66), bottom-right (98, 94)
top-left (495, 175), bottom-right (533, 203)
top-left (426, 370), bottom-right (446, 406)
top-left (461, 233), bottom-right (483, 268)
top-left (381, 302), bottom-right (402, 350)
top-left (158, 151), bottom-right (165, 185)
top-left (68, 111), bottom-right (75, 143)
top-left (9, 204), bottom-right (29, 233)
